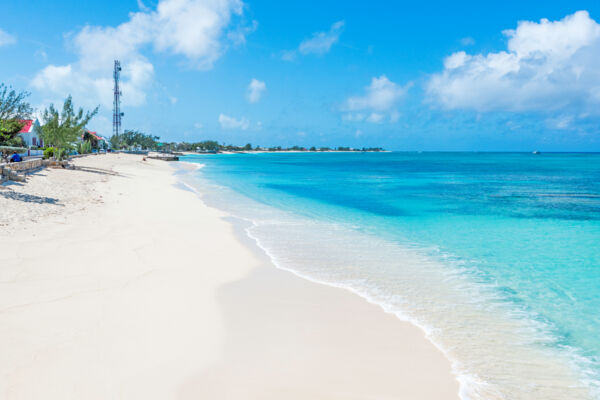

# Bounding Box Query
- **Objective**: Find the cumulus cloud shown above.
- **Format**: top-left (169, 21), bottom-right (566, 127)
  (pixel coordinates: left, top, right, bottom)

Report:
top-left (219, 113), bottom-right (250, 130)
top-left (0, 28), bottom-right (16, 46)
top-left (282, 20), bottom-right (344, 61)
top-left (153, 0), bottom-right (244, 67)
top-left (137, 0), bottom-right (150, 12)
top-left (247, 78), bottom-right (266, 103)
top-left (32, 0), bottom-right (249, 110)
top-left (343, 75), bottom-right (410, 123)
top-left (427, 11), bottom-right (600, 114)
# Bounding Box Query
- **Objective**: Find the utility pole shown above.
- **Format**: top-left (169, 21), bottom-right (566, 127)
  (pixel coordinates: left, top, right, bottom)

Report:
top-left (113, 60), bottom-right (123, 138)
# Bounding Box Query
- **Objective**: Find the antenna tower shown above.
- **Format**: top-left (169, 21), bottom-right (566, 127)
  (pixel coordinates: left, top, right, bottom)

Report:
top-left (113, 60), bottom-right (123, 137)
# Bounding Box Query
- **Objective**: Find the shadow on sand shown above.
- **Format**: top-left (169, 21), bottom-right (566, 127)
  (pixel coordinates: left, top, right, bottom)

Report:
top-left (0, 190), bottom-right (62, 205)
top-left (75, 166), bottom-right (124, 177)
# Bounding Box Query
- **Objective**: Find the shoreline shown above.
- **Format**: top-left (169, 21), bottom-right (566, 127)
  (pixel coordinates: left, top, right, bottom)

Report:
top-left (181, 213), bottom-right (460, 399)
top-left (176, 160), bottom-right (461, 398)
top-left (179, 150), bottom-right (391, 155)
top-left (0, 153), bottom-right (458, 399)
top-left (177, 153), bottom-right (596, 399)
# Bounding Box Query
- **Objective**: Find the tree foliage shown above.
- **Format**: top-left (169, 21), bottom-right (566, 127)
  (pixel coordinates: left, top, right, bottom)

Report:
top-left (169, 141), bottom-right (383, 153)
top-left (36, 96), bottom-right (99, 160)
top-left (111, 130), bottom-right (159, 150)
top-left (0, 83), bottom-right (33, 146)
top-left (172, 141), bottom-right (227, 152)
top-left (76, 140), bottom-right (92, 154)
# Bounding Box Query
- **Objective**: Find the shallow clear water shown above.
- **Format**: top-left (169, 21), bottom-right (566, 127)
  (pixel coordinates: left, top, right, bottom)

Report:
top-left (179, 152), bottom-right (600, 399)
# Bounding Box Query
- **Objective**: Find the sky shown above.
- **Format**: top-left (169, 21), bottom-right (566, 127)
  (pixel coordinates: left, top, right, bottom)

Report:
top-left (1, 0), bottom-right (600, 151)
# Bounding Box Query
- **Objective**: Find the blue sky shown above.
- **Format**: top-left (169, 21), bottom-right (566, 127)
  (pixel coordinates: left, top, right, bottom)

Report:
top-left (1, 0), bottom-right (600, 151)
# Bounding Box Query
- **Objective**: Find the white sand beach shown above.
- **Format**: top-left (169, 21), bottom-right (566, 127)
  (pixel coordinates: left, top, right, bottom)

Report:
top-left (0, 154), bottom-right (458, 399)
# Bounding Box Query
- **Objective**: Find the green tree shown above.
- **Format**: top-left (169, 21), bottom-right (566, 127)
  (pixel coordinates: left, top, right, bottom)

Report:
top-left (110, 134), bottom-right (122, 150)
top-left (76, 140), bottom-right (92, 154)
top-left (112, 130), bottom-right (159, 150)
top-left (36, 96), bottom-right (99, 160)
top-left (0, 83), bottom-right (33, 147)
top-left (202, 140), bottom-right (220, 151)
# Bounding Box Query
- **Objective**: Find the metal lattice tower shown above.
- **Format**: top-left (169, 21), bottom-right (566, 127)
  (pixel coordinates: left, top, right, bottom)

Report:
top-left (113, 60), bottom-right (123, 137)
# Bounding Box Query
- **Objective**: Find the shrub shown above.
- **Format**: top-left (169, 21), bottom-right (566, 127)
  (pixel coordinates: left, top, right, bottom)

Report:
top-left (55, 148), bottom-right (68, 160)
top-left (76, 140), bottom-right (92, 154)
top-left (43, 147), bottom-right (55, 159)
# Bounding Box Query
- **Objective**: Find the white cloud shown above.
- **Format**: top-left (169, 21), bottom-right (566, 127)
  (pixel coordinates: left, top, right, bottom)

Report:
top-left (443, 51), bottom-right (469, 69)
top-left (137, 0), bottom-right (150, 12)
top-left (219, 113), bottom-right (250, 130)
top-left (153, 0), bottom-right (244, 67)
top-left (282, 20), bottom-right (344, 60)
top-left (547, 115), bottom-right (574, 130)
top-left (31, 0), bottom-right (249, 111)
top-left (228, 19), bottom-right (258, 46)
top-left (34, 49), bottom-right (48, 62)
top-left (299, 20), bottom-right (344, 55)
top-left (346, 76), bottom-right (409, 111)
top-left (427, 11), bottom-right (600, 114)
top-left (194, 122), bottom-right (203, 129)
top-left (0, 28), bottom-right (16, 46)
top-left (366, 113), bottom-right (384, 123)
top-left (247, 78), bottom-right (266, 103)
top-left (460, 37), bottom-right (475, 46)
top-left (342, 113), bottom-right (365, 122)
top-left (281, 50), bottom-right (297, 61)
top-left (343, 75), bottom-right (410, 123)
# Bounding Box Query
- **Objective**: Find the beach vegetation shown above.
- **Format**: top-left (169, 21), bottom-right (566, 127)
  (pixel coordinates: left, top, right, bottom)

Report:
top-left (111, 129), bottom-right (159, 150)
top-left (0, 83), bottom-right (33, 148)
top-left (174, 140), bottom-right (221, 152)
top-left (43, 147), bottom-right (55, 160)
top-left (109, 134), bottom-right (122, 149)
top-left (36, 96), bottom-right (99, 161)
top-left (289, 146), bottom-right (307, 151)
top-left (76, 140), bottom-right (92, 154)
top-left (157, 140), bottom-right (384, 154)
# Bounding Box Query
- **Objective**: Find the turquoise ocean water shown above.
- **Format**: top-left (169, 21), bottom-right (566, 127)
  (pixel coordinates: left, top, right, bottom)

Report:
top-left (179, 152), bottom-right (600, 399)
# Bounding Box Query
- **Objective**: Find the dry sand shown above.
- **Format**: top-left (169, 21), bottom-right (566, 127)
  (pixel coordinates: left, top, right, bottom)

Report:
top-left (0, 153), bottom-right (458, 399)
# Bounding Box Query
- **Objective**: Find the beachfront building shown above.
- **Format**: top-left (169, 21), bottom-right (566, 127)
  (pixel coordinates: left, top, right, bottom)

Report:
top-left (18, 119), bottom-right (43, 148)
top-left (99, 135), bottom-right (111, 150)
top-left (82, 130), bottom-right (109, 150)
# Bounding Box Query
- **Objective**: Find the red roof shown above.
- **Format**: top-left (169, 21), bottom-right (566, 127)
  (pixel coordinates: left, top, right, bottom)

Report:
top-left (19, 120), bottom-right (34, 133)
top-left (84, 130), bottom-right (103, 141)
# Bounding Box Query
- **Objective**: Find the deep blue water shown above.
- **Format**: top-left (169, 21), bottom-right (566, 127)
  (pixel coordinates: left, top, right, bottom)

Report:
top-left (181, 152), bottom-right (600, 399)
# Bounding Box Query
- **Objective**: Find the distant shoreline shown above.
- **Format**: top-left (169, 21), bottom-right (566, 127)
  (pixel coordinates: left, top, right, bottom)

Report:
top-left (180, 149), bottom-right (391, 155)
